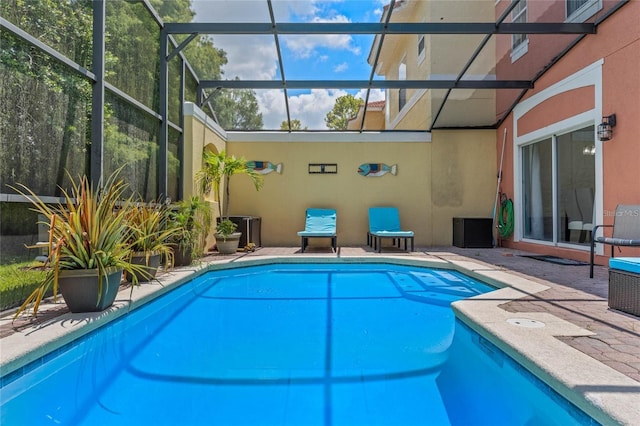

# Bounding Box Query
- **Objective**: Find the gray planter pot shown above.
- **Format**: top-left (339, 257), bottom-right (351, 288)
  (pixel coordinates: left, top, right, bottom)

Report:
top-left (58, 267), bottom-right (123, 313)
top-left (126, 252), bottom-right (161, 283)
top-left (169, 243), bottom-right (193, 266)
top-left (215, 232), bottom-right (242, 254)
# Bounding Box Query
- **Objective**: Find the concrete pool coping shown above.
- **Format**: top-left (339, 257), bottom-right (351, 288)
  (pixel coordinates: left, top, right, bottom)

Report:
top-left (1, 253), bottom-right (638, 425)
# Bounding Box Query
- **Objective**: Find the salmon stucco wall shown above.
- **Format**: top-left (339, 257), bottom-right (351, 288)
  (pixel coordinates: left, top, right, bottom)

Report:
top-left (497, 1), bottom-right (640, 263)
top-left (516, 86), bottom-right (595, 137)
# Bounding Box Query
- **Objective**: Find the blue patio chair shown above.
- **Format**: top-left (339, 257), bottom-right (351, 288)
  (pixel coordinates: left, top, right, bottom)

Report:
top-left (368, 207), bottom-right (414, 253)
top-left (297, 208), bottom-right (337, 252)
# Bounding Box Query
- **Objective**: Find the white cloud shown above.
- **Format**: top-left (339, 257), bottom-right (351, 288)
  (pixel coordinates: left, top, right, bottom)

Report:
top-left (191, 1), bottom-right (270, 23)
top-left (333, 62), bottom-right (349, 73)
top-left (192, 2), bottom-right (361, 79)
top-left (256, 89), bottom-right (347, 129)
top-left (284, 34), bottom-right (360, 58)
top-left (280, 0), bottom-right (320, 19)
top-left (189, 1), bottom-right (385, 130)
top-left (213, 35), bottom-right (278, 80)
top-left (287, 89), bottom-right (349, 129)
top-left (192, 2), bottom-right (279, 80)
top-left (356, 88), bottom-right (385, 103)
top-left (257, 88), bottom-right (386, 130)
top-left (255, 90), bottom-right (288, 129)
top-left (283, 15), bottom-right (360, 59)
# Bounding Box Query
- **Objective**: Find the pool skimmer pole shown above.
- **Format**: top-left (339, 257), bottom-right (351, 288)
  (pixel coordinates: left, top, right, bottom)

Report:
top-left (492, 128), bottom-right (507, 247)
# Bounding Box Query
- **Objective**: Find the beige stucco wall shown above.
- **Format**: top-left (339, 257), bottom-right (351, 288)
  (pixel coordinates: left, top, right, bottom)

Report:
top-left (375, 0), bottom-right (495, 130)
top-left (393, 91), bottom-right (431, 131)
top-left (429, 130), bottom-right (497, 244)
top-left (183, 108), bottom-right (226, 249)
top-left (184, 107), bottom-right (496, 248)
top-left (347, 108), bottom-right (385, 131)
top-left (228, 140), bottom-right (430, 247)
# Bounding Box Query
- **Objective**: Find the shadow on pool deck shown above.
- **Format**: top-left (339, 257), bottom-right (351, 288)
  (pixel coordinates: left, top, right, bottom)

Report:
top-left (2, 245), bottom-right (639, 385)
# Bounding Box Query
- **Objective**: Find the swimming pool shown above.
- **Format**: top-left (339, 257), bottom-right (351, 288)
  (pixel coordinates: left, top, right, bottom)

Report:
top-left (1, 263), bottom-right (597, 425)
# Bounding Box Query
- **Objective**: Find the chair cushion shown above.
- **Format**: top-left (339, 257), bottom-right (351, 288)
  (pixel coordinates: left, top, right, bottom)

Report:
top-left (300, 208), bottom-right (336, 235)
top-left (297, 231), bottom-right (335, 237)
top-left (371, 230), bottom-right (414, 238)
top-left (609, 257), bottom-right (640, 275)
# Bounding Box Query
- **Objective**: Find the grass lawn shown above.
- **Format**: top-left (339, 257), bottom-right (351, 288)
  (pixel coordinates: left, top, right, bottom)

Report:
top-left (0, 262), bottom-right (47, 312)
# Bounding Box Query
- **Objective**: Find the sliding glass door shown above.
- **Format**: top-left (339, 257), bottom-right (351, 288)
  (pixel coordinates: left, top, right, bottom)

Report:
top-left (523, 138), bottom-right (553, 241)
top-left (521, 126), bottom-right (595, 246)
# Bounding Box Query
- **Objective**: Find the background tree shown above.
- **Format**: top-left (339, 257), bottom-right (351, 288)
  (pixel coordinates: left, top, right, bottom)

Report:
top-left (0, 0), bottom-right (93, 196)
top-left (149, 0), bottom-right (194, 23)
top-left (280, 119), bottom-right (307, 130)
top-left (150, 0), bottom-right (263, 130)
top-left (213, 85), bottom-right (264, 130)
top-left (0, 0), bottom-right (264, 201)
top-left (150, 0), bottom-right (227, 81)
top-left (324, 94), bottom-right (364, 130)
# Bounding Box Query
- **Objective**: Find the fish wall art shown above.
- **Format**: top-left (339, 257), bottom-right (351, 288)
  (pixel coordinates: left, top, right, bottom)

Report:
top-left (247, 161), bottom-right (283, 175)
top-left (357, 163), bottom-right (397, 177)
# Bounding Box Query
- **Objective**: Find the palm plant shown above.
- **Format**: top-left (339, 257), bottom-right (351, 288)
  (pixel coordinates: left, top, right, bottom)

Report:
top-left (197, 150), bottom-right (263, 240)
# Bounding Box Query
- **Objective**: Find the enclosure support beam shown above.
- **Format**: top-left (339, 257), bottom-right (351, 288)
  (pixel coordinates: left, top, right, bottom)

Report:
top-left (91, 0), bottom-right (106, 187)
top-left (430, 0), bottom-right (519, 131)
top-left (200, 79), bottom-right (533, 90)
top-left (159, 29), bottom-right (169, 199)
top-left (164, 22), bottom-right (594, 36)
top-left (167, 32), bottom-right (199, 62)
top-left (178, 57), bottom-right (186, 201)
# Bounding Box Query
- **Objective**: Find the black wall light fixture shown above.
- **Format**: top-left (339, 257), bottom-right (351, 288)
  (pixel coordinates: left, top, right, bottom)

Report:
top-left (598, 114), bottom-right (616, 141)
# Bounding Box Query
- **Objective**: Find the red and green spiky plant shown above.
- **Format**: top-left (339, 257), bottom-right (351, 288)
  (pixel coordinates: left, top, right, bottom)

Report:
top-left (10, 168), bottom-right (146, 318)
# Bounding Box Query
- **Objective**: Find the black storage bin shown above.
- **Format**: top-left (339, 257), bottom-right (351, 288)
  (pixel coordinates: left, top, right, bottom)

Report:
top-left (452, 217), bottom-right (493, 248)
top-left (228, 216), bottom-right (262, 248)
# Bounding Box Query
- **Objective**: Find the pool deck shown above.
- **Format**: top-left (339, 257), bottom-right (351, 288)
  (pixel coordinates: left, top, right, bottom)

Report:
top-left (1, 245), bottom-right (639, 425)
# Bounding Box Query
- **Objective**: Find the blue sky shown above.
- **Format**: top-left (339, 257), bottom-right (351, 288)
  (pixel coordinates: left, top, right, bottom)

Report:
top-left (190, 1), bottom-right (387, 129)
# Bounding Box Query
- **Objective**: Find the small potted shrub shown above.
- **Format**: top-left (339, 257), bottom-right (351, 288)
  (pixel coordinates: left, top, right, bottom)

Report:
top-left (124, 200), bottom-right (179, 282)
top-left (166, 196), bottom-right (211, 265)
top-left (197, 150), bottom-right (263, 254)
top-left (214, 218), bottom-right (239, 254)
top-left (10, 169), bottom-right (147, 317)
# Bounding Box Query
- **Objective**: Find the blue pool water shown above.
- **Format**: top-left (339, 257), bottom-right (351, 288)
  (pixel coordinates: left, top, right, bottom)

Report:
top-left (1, 263), bottom-right (597, 425)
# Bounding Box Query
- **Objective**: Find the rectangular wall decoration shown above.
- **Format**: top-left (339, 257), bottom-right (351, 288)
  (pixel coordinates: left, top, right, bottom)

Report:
top-left (308, 163), bottom-right (338, 174)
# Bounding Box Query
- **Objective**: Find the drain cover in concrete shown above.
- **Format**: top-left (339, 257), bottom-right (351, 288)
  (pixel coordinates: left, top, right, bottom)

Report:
top-left (507, 318), bottom-right (546, 328)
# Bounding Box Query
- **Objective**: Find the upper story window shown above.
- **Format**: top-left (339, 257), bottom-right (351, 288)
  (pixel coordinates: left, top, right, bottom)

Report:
top-left (417, 34), bottom-right (425, 64)
top-left (566, 0), bottom-right (601, 22)
top-left (510, 0), bottom-right (528, 62)
top-left (398, 58), bottom-right (407, 112)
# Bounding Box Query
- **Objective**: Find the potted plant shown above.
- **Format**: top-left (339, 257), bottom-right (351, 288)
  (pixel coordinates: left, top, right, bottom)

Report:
top-left (10, 169), bottom-right (147, 317)
top-left (124, 200), bottom-right (179, 282)
top-left (166, 196), bottom-right (211, 266)
top-left (197, 150), bottom-right (263, 255)
top-left (213, 217), bottom-right (240, 254)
